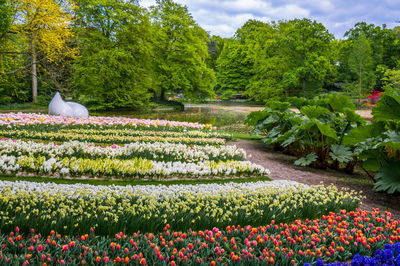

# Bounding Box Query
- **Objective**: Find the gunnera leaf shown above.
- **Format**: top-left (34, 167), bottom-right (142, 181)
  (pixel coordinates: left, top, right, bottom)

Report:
top-left (294, 153), bottom-right (318, 166)
top-left (329, 144), bottom-right (353, 163)
top-left (343, 123), bottom-right (386, 146)
top-left (372, 88), bottom-right (400, 122)
top-left (325, 94), bottom-right (356, 112)
top-left (300, 106), bottom-right (330, 119)
top-left (373, 160), bottom-right (400, 194)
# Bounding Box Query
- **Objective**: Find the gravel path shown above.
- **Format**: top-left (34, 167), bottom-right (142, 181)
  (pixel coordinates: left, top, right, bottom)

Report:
top-left (230, 139), bottom-right (400, 218)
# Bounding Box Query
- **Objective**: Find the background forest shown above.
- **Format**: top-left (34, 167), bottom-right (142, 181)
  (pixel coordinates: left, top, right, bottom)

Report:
top-left (1, 0), bottom-right (400, 110)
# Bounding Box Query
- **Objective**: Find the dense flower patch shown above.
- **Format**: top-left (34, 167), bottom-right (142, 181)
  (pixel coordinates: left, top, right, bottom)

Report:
top-left (0, 113), bottom-right (212, 130)
top-left (0, 210), bottom-right (398, 265)
top-left (0, 180), bottom-right (360, 234)
top-left (0, 129), bottom-right (226, 146)
top-left (0, 154), bottom-right (268, 179)
top-left (304, 243), bottom-right (400, 265)
top-left (0, 139), bottom-right (246, 162)
top-left (56, 128), bottom-right (232, 139)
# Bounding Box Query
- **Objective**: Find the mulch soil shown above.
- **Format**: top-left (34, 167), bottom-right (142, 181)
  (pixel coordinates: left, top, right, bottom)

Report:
top-left (230, 139), bottom-right (400, 219)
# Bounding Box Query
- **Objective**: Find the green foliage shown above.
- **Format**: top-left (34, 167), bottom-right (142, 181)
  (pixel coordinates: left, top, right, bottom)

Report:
top-left (248, 93), bottom-right (365, 170)
top-left (73, 0), bottom-right (153, 110)
top-left (151, 0), bottom-right (215, 101)
top-left (329, 145), bottom-right (353, 163)
top-left (372, 87), bottom-right (400, 121)
top-left (0, 0), bottom-right (12, 38)
top-left (216, 39), bottom-right (253, 96)
top-left (348, 32), bottom-right (376, 102)
top-left (344, 86), bottom-right (400, 193)
top-left (294, 153), bottom-right (317, 166)
top-left (374, 161), bottom-right (400, 194)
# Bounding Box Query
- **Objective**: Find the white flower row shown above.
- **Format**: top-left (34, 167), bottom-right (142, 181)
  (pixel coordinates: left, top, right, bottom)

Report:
top-left (0, 180), bottom-right (306, 198)
top-left (0, 139), bottom-right (246, 162)
top-left (0, 154), bottom-right (270, 178)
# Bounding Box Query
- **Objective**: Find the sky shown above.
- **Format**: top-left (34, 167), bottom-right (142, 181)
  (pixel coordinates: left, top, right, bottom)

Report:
top-left (140, 0), bottom-right (400, 38)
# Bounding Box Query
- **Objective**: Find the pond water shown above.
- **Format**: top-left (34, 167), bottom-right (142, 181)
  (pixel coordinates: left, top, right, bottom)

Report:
top-left (94, 104), bottom-right (263, 127)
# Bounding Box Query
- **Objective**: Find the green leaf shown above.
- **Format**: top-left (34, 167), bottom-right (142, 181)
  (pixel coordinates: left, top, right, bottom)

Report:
top-left (294, 153), bottom-right (318, 166)
top-left (325, 94), bottom-right (356, 112)
top-left (329, 145), bottom-right (353, 163)
top-left (382, 131), bottom-right (400, 150)
top-left (362, 158), bottom-right (381, 172)
top-left (246, 111), bottom-right (268, 126)
top-left (343, 108), bottom-right (365, 124)
top-left (373, 160), bottom-right (400, 194)
top-left (315, 121), bottom-right (337, 139)
top-left (288, 97), bottom-right (308, 109)
top-left (266, 101), bottom-right (291, 111)
top-left (300, 106), bottom-right (330, 119)
top-left (372, 88), bottom-right (400, 121)
top-left (343, 123), bottom-right (385, 146)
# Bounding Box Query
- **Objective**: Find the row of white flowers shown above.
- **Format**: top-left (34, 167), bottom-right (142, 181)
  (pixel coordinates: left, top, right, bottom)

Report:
top-left (0, 129), bottom-right (225, 146)
top-left (0, 180), bottom-right (361, 234)
top-left (0, 139), bottom-right (246, 162)
top-left (0, 179), bottom-right (304, 197)
top-left (57, 128), bottom-right (232, 139)
top-left (0, 154), bottom-right (270, 178)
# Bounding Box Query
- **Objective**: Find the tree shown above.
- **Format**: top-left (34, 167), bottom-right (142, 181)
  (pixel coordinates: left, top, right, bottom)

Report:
top-left (206, 35), bottom-right (225, 71)
top-left (151, 0), bottom-right (215, 101)
top-left (236, 20), bottom-right (284, 101)
top-left (277, 18), bottom-right (335, 97)
top-left (4, 0), bottom-right (77, 103)
top-left (215, 39), bottom-right (253, 99)
top-left (348, 32), bottom-right (375, 104)
top-left (0, 0), bottom-right (12, 40)
top-left (72, 0), bottom-right (154, 110)
top-left (342, 22), bottom-right (400, 92)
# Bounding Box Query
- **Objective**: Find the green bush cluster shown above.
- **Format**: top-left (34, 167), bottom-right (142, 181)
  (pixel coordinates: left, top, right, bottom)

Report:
top-left (247, 91), bottom-right (400, 193)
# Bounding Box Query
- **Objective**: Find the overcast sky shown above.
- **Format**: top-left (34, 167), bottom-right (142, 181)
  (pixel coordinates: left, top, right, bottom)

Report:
top-left (140, 0), bottom-right (400, 38)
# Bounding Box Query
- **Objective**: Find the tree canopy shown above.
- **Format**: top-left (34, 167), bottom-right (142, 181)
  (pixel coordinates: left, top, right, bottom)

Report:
top-left (1, 0), bottom-right (400, 108)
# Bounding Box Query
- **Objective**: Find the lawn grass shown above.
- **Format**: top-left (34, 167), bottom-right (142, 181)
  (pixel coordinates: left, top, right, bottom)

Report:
top-left (217, 131), bottom-right (264, 141)
top-left (0, 174), bottom-right (270, 186)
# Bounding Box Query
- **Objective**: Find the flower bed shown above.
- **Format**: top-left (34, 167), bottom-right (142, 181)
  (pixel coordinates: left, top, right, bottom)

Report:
top-left (0, 210), bottom-right (398, 265)
top-left (0, 155), bottom-right (268, 179)
top-left (0, 113), bottom-right (212, 130)
top-left (305, 243), bottom-right (400, 265)
top-left (0, 180), bottom-right (360, 234)
top-left (57, 128), bottom-right (232, 139)
top-left (0, 139), bottom-right (246, 162)
top-left (0, 129), bottom-right (226, 146)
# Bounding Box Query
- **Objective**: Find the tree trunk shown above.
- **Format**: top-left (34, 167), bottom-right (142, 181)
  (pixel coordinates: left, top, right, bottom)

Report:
top-left (160, 88), bottom-right (166, 101)
top-left (31, 37), bottom-right (37, 104)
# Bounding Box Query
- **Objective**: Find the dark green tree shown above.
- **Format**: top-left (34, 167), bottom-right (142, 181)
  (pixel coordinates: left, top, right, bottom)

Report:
top-left (151, 0), bottom-right (215, 101)
top-left (238, 20), bottom-right (284, 101)
top-left (72, 0), bottom-right (154, 110)
top-left (215, 39), bottom-right (253, 99)
top-left (207, 35), bottom-right (225, 71)
top-left (277, 18), bottom-right (335, 97)
top-left (348, 32), bottom-right (375, 104)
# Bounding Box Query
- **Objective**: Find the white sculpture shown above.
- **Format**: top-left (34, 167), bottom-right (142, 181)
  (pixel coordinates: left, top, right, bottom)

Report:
top-left (48, 92), bottom-right (89, 118)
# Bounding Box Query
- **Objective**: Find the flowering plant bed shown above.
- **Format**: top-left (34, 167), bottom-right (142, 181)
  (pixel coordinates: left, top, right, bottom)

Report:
top-left (0, 139), bottom-right (246, 162)
top-left (0, 129), bottom-right (226, 146)
top-left (305, 243), bottom-right (400, 265)
top-left (0, 113), bottom-right (212, 130)
top-left (0, 180), bottom-right (360, 234)
top-left (0, 210), bottom-right (398, 265)
top-left (0, 155), bottom-right (268, 179)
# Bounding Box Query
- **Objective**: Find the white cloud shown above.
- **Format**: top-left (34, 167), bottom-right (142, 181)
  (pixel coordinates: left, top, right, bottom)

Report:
top-left (139, 0), bottom-right (400, 38)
